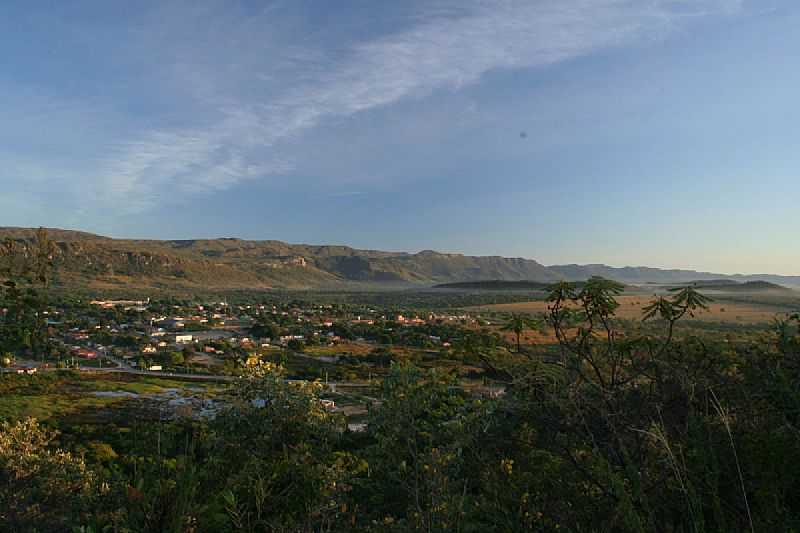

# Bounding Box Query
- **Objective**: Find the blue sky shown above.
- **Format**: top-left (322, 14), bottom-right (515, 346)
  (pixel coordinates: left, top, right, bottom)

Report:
top-left (1, 0), bottom-right (798, 274)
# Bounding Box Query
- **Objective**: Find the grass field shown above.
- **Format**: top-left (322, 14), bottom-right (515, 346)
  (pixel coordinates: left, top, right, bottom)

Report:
top-left (0, 372), bottom-right (221, 421)
top-left (471, 294), bottom-right (796, 325)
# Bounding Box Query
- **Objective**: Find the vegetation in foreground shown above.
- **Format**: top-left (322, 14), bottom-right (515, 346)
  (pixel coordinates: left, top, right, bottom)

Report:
top-left (2, 276), bottom-right (800, 531)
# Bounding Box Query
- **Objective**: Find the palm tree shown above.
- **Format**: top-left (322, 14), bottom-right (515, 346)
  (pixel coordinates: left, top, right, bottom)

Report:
top-left (501, 313), bottom-right (540, 353)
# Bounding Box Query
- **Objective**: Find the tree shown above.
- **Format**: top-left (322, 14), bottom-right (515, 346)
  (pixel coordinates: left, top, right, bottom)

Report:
top-left (358, 363), bottom-right (482, 531)
top-left (504, 278), bottom-right (768, 531)
top-left (254, 321), bottom-right (280, 341)
top-left (0, 418), bottom-right (100, 530)
top-left (500, 312), bottom-right (541, 353)
top-left (169, 351), bottom-right (185, 367)
top-left (207, 362), bottom-right (360, 531)
top-left (0, 228), bottom-right (55, 360)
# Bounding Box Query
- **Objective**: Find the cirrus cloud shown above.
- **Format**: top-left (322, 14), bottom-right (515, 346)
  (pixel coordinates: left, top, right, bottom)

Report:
top-left (81, 0), bottom-right (741, 211)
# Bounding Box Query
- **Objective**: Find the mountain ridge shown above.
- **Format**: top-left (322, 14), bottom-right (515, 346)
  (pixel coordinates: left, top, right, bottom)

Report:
top-left (1, 228), bottom-right (798, 289)
top-left (547, 263), bottom-right (800, 287)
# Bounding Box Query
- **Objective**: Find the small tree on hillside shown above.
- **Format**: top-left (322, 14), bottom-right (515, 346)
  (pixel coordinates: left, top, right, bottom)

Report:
top-left (501, 313), bottom-right (541, 353)
top-left (0, 228), bottom-right (56, 360)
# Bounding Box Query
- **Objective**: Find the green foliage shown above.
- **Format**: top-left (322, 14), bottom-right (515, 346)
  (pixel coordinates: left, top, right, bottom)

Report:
top-left (0, 228), bottom-right (55, 358)
top-left (0, 418), bottom-right (100, 532)
top-left (3, 279), bottom-right (800, 531)
top-left (204, 362), bottom-right (358, 531)
top-left (287, 338), bottom-right (305, 351)
top-left (356, 364), bottom-right (481, 531)
top-left (169, 351), bottom-right (185, 366)
top-left (643, 286), bottom-right (713, 322)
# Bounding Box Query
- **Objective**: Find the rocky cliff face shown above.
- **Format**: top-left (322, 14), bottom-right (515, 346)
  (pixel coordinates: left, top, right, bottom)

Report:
top-left (0, 228), bottom-right (555, 289)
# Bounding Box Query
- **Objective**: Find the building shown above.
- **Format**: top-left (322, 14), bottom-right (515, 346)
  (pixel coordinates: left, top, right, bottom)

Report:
top-left (75, 348), bottom-right (97, 359)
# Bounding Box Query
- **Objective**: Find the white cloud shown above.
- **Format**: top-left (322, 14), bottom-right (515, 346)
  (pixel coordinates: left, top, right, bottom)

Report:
top-left (97, 0), bottom-right (741, 212)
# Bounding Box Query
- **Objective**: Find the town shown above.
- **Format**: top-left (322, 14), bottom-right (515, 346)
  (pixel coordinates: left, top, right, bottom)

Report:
top-left (5, 297), bottom-right (491, 375)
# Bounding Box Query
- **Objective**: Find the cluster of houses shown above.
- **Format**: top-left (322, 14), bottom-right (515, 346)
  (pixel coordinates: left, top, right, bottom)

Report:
top-left (6, 296), bottom-right (485, 375)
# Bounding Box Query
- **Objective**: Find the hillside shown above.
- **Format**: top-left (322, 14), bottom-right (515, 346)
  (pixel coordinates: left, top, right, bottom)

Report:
top-left (679, 280), bottom-right (792, 292)
top-left (549, 264), bottom-right (800, 287)
top-left (0, 228), bottom-right (558, 290)
top-left (433, 280), bottom-right (553, 291)
top-left (1, 228), bottom-right (798, 290)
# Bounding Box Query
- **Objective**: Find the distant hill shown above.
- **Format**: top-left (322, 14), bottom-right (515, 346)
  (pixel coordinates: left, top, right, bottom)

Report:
top-left (676, 280), bottom-right (792, 292)
top-left (548, 264), bottom-right (800, 288)
top-left (1, 227), bottom-right (797, 291)
top-left (683, 279), bottom-right (741, 287)
top-left (433, 280), bottom-right (552, 291)
top-left (0, 228), bottom-right (558, 290)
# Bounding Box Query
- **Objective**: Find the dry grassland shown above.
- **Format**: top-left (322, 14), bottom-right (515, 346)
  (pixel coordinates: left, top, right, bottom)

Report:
top-left (472, 295), bottom-right (791, 325)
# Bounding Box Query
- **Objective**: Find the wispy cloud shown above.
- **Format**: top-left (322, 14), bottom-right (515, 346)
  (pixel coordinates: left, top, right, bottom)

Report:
top-left (97, 0), bottom-right (741, 212)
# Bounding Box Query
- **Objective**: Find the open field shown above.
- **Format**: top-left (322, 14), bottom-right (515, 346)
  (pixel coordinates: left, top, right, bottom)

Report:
top-left (470, 293), bottom-right (798, 325)
top-left (0, 372), bottom-right (221, 421)
top-left (304, 342), bottom-right (376, 357)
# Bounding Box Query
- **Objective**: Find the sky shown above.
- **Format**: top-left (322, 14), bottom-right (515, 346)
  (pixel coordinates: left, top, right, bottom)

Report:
top-left (1, 0), bottom-right (799, 275)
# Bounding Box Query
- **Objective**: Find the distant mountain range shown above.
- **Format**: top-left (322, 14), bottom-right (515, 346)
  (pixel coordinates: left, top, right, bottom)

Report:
top-left (434, 279), bottom-right (792, 292)
top-left (547, 264), bottom-right (800, 288)
top-left (0, 227), bottom-right (798, 290)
